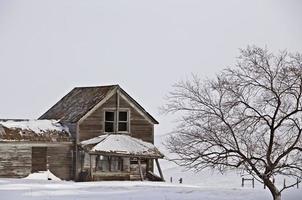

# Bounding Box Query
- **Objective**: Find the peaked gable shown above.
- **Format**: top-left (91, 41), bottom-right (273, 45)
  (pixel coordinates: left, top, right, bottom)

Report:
top-left (118, 88), bottom-right (159, 124)
top-left (39, 85), bottom-right (158, 124)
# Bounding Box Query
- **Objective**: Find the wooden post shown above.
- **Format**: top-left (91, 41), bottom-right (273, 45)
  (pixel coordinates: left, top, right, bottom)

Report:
top-left (252, 178), bottom-right (254, 188)
top-left (283, 178), bottom-right (286, 188)
top-left (89, 154), bottom-right (92, 180)
top-left (155, 159), bottom-right (164, 181)
top-left (297, 178), bottom-right (299, 189)
top-left (138, 159), bottom-right (144, 181)
top-left (146, 159), bottom-right (149, 172)
top-left (242, 178), bottom-right (244, 187)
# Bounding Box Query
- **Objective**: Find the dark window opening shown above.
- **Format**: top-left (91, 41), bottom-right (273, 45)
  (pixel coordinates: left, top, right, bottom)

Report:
top-left (104, 110), bottom-right (129, 133)
top-left (31, 147), bottom-right (47, 173)
top-left (119, 111), bottom-right (128, 121)
top-left (105, 111), bottom-right (115, 132)
top-left (118, 122), bottom-right (127, 132)
top-left (105, 122), bottom-right (114, 132)
top-left (105, 112), bottom-right (115, 121)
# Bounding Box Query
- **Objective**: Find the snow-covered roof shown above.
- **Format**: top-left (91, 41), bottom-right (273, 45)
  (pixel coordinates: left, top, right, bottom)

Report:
top-left (0, 119), bottom-right (71, 142)
top-left (0, 119), bottom-right (69, 133)
top-left (81, 134), bottom-right (164, 158)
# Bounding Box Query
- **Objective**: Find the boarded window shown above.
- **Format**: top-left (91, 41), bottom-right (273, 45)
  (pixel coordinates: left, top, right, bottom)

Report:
top-left (31, 147), bottom-right (47, 172)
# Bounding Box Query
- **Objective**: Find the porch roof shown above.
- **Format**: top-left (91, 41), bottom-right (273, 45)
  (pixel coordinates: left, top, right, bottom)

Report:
top-left (80, 134), bottom-right (164, 159)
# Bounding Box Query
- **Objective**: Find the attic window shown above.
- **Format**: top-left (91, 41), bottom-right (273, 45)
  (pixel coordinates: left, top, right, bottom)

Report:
top-left (105, 111), bottom-right (115, 132)
top-left (118, 111), bottom-right (128, 132)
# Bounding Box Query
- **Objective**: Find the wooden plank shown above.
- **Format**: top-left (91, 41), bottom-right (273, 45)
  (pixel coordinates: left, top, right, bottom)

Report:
top-left (79, 91), bottom-right (155, 144)
top-left (0, 145), bottom-right (31, 178)
top-left (155, 159), bottom-right (164, 181)
top-left (48, 146), bottom-right (73, 180)
top-left (89, 154), bottom-right (92, 179)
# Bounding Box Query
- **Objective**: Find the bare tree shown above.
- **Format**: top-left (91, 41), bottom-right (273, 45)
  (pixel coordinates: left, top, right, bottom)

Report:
top-left (163, 46), bottom-right (302, 200)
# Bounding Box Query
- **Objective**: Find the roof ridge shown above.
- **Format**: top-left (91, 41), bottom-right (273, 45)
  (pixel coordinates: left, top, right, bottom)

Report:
top-left (74, 85), bottom-right (119, 89)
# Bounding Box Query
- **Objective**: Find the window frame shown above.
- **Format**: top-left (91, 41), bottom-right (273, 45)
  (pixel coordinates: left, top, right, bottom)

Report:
top-left (117, 110), bottom-right (130, 133)
top-left (96, 155), bottom-right (124, 172)
top-left (103, 108), bottom-right (130, 134)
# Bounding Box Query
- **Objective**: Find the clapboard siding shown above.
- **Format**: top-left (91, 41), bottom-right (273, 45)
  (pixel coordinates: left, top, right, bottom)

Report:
top-left (0, 144), bottom-right (73, 180)
top-left (79, 94), bottom-right (117, 141)
top-left (0, 145), bottom-right (31, 178)
top-left (119, 97), bottom-right (154, 143)
top-left (79, 93), bottom-right (154, 144)
top-left (48, 145), bottom-right (73, 180)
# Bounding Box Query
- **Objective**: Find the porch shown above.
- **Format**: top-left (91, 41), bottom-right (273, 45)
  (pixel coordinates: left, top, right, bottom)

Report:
top-left (79, 134), bottom-right (164, 181)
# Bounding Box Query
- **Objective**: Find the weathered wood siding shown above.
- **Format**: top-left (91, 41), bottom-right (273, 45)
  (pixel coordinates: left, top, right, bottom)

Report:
top-left (119, 96), bottom-right (154, 143)
top-left (0, 143), bottom-right (73, 180)
top-left (48, 145), bottom-right (73, 180)
top-left (0, 145), bottom-right (31, 178)
top-left (79, 92), bottom-right (154, 143)
top-left (79, 94), bottom-right (117, 141)
top-left (130, 161), bottom-right (147, 180)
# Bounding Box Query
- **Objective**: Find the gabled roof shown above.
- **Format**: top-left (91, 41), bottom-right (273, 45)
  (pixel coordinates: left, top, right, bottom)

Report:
top-left (81, 134), bottom-right (163, 158)
top-left (39, 85), bottom-right (158, 124)
top-left (39, 85), bottom-right (116, 123)
top-left (118, 87), bottom-right (159, 124)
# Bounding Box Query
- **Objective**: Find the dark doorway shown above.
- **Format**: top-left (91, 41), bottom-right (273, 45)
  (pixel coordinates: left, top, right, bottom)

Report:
top-left (31, 147), bottom-right (47, 172)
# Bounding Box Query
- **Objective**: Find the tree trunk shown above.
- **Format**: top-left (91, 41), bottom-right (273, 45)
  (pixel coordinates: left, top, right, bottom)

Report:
top-left (264, 179), bottom-right (282, 200)
top-left (270, 191), bottom-right (281, 200)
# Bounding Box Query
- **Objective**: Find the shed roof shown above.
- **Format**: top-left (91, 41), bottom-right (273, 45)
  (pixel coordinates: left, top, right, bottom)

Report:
top-left (39, 85), bottom-right (158, 124)
top-left (81, 134), bottom-right (164, 158)
top-left (0, 119), bottom-right (71, 142)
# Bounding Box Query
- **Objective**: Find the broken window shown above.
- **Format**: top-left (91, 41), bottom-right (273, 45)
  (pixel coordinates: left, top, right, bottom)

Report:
top-left (96, 155), bottom-right (124, 172)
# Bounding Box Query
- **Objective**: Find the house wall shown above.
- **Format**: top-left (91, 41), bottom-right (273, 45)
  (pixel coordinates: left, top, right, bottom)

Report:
top-left (79, 93), bottom-right (117, 141)
top-left (0, 143), bottom-right (73, 180)
top-left (77, 91), bottom-right (155, 181)
top-left (0, 145), bottom-right (31, 178)
top-left (48, 145), bottom-right (73, 180)
top-left (78, 92), bottom-right (154, 143)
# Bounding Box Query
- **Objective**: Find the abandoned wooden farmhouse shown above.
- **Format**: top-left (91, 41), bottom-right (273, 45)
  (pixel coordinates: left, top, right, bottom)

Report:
top-left (0, 85), bottom-right (164, 181)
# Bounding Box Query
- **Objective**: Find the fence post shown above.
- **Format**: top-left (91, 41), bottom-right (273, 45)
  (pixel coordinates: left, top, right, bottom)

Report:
top-left (242, 178), bottom-right (244, 187)
top-left (283, 178), bottom-right (286, 188)
top-left (252, 178), bottom-right (255, 188)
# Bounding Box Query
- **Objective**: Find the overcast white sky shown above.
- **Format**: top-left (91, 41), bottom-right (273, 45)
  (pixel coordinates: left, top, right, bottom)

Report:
top-left (0, 0), bottom-right (302, 135)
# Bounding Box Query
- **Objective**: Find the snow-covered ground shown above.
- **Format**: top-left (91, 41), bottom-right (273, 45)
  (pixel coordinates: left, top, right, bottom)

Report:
top-left (0, 134), bottom-right (300, 200)
top-left (0, 177), bottom-right (300, 200)
top-left (0, 162), bottom-right (301, 200)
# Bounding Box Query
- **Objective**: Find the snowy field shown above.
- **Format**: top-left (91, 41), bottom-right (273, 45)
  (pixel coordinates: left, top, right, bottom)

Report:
top-left (0, 168), bottom-right (301, 200)
top-left (0, 136), bottom-right (301, 200)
